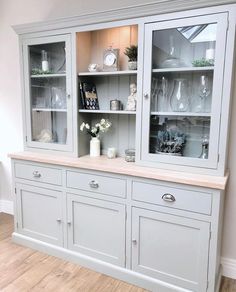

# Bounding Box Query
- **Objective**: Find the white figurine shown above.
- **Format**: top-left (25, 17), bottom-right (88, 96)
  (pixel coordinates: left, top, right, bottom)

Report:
top-left (36, 129), bottom-right (53, 143)
top-left (125, 83), bottom-right (137, 111)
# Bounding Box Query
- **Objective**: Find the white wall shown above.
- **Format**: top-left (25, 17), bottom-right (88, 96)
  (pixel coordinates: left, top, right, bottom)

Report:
top-left (0, 0), bottom-right (236, 276)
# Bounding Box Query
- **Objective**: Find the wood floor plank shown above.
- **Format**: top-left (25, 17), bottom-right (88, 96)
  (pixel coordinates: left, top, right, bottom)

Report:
top-left (0, 212), bottom-right (235, 292)
top-left (221, 277), bottom-right (236, 292)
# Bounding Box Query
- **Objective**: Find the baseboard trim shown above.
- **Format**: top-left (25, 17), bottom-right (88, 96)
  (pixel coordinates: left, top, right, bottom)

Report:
top-left (0, 200), bottom-right (14, 215)
top-left (221, 257), bottom-right (236, 279)
top-left (12, 232), bottom-right (191, 292)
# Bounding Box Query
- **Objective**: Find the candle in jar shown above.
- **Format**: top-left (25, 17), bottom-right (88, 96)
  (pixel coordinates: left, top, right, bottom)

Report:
top-left (205, 48), bottom-right (215, 60)
top-left (41, 50), bottom-right (49, 72)
top-left (107, 147), bottom-right (117, 159)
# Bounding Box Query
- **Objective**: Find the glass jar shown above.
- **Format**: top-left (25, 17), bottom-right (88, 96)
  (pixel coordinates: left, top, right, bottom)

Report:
top-left (125, 149), bottom-right (135, 162)
top-left (170, 78), bottom-right (189, 112)
top-left (199, 137), bottom-right (209, 159)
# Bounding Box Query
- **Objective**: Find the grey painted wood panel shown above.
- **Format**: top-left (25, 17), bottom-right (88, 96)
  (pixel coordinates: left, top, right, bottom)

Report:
top-left (67, 193), bottom-right (126, 267)
top-left (16, 183), bottom-right (63, 246)
top-left (66, 170), bottom-right (127, 198)
top-left (132, 180), bottom-right (212, 215)
top-left (15, 162), bottom-right (62, 186)
top-left (132, 207), bottom-right (210, 291)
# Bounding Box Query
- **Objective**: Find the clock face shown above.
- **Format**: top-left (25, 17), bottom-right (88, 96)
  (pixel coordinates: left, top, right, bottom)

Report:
top-left (103, 48), bottom-right (119, 71)
top-left (104, 53), bottom-right (116, 66)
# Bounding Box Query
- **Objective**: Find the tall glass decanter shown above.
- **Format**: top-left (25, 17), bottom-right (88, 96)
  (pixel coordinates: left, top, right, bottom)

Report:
top-left (170, 78), bottom-right (189, 112)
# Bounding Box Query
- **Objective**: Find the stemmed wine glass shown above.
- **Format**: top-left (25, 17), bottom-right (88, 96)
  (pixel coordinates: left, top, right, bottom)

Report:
top-left (196, 75), bottom-right (211, 113)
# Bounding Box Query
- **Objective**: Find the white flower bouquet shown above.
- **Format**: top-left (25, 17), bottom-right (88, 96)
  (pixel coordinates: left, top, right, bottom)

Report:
top-left (80, 119), bottom-right (112, 138)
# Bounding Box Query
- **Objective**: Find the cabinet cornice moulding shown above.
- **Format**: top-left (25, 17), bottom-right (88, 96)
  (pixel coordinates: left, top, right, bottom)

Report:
top-left (12, 0), bottom-right (236, 35)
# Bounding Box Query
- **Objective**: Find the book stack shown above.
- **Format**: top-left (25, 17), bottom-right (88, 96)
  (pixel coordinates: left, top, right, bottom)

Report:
top-left (79, 82), bottom-right (99, 110)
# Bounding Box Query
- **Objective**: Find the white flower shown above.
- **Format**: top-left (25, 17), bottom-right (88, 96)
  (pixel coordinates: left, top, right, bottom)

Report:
top-left (85, 123), bottom-right (90, 130)
top-left (80, 122), bottom-right (85, 131)
top-left (100, 119), bottom-right (105, 124)
top-left (91, 128), bottom-right (97, 133)
top-left (95, 123), bottom-right (100, 128)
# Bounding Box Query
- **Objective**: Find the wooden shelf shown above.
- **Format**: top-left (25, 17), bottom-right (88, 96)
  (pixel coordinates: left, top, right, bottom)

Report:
top-left (152, 66), bottom-right (214, 73)
top-left (31, 73), bottom-right (66, 78)
top-left (151, 111), bottom-right (211, 117)
top-left (78, 70), bottom-right (137, 76)
top-left (32, 108), bottom-right (67, 112)
top-left (79, 109), bottom-right (136, 115)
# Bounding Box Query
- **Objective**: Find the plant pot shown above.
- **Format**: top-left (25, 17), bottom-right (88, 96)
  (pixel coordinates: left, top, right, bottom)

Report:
top-left (90, 137), bottom-right (100, 157)
top-left (128, 61), bottom-right (137, 70)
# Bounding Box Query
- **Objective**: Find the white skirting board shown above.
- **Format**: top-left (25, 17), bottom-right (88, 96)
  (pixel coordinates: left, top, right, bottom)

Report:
top-left (2, 204), bottom-right (236, 280)
top-left (221, 257), bottom-right (236, 279)
top-left (0, 200), bottom-right (14, 215)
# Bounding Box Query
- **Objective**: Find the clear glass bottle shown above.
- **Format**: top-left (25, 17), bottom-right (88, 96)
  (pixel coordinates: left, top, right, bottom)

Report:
top-left (170, 78), bottom-right (189, 112)
top-left (199, 136), bottom-right (209, 159)
top-left (41, 50), bottom-right (49, 72)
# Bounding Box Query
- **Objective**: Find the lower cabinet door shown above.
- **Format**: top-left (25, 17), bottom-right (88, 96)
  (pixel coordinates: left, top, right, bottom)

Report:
top-left (67, 193), bottom-right (126, 267)
top-left (16, 183), bottom-right (63, 246)
top-left (132, 207), bottom-right (210, 292)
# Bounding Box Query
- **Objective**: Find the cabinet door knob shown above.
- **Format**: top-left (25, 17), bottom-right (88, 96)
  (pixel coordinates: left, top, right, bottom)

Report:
top-left (67, 94), bottom-right (71, 99)
top-left (89, 180), bottom-right (99, 189)
top-left (144, 93), bottom-right (149, 99)
top-left (67, 221), bottom-right (71, 226)
top-left (162, 193), bottom-right (176, 202)
top-left (33, 171), bottom-right (41, 178)
top-left (56, 218), bottom-right (62, 223)
top-left (132, 239), bottom-right (137, 245)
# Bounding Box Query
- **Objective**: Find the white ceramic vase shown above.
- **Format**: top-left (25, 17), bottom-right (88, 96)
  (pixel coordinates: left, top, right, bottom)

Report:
top-left (90, 137), bottom-right (100, 157)
top-left (128, 61), bottom-right (137, 70)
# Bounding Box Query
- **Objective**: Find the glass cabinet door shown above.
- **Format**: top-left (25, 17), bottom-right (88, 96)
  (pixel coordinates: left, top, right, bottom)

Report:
top-left (141, 14), bottom-right (228, 169)
top-left (23, 35), bottom-right (72, 152)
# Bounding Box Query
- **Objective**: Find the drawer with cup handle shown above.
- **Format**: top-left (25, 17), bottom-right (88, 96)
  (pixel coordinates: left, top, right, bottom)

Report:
top-left (66, 170), bottom-right (126, 198)
top-left (14, 162), bottom-right (62, 186)
top-left (132, 180), bottom-right (212, 215)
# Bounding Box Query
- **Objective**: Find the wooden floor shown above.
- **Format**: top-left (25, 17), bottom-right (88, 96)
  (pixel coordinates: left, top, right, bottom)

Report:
top-left (0, 213), bottom-right (235, 292)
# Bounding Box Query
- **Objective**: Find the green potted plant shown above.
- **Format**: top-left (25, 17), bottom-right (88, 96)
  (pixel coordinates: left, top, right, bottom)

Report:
top-left (124, 45), bottom-right (138, 70)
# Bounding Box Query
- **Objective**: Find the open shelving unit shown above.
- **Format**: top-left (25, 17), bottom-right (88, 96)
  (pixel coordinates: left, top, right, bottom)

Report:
top-left (77, 25), bottom-right (138, 157)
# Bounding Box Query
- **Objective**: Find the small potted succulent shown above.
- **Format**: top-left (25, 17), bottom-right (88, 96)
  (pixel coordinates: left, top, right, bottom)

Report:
top-left (124, 45), bottom-right (138, 70)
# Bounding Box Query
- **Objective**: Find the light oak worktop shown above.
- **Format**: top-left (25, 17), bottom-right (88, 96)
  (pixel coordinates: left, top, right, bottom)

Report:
top-left (9, 151), bottom-right (228, 190)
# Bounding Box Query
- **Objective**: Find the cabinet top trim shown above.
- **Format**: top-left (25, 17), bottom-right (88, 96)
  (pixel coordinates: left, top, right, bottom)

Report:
top-left (8, 152), bottom-right (228, 190)
top-left (12, 0), bottom-right (236, 35)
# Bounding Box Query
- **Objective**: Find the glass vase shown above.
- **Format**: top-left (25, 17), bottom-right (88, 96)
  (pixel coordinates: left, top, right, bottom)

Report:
top-left (199, 137), bottom-right (209, 159)
top-left (90, 137), bottom-right (100, 157)
top-left (170, 78), bottom-right (189, 112)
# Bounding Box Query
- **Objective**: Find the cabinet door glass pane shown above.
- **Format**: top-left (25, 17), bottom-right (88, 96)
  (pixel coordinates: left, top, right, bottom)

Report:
top-left (150, 23), bottom-right (216, 159)
top-left (29, 41), bottom-right (68, 145)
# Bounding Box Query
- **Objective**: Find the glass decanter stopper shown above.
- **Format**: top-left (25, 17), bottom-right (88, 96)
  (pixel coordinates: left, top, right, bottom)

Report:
top-left (170, 78), bottom-right (189, 112)
top-left (199, 136), bottom-right (209, 159)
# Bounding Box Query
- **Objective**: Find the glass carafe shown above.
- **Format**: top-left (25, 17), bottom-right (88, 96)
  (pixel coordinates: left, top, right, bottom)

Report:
top-left (170, 78), bottom-right (189, 112)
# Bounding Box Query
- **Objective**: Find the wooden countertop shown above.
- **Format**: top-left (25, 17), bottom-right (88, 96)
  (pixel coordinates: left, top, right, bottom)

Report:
top-left (8, 151), bottom-right (229, 190)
